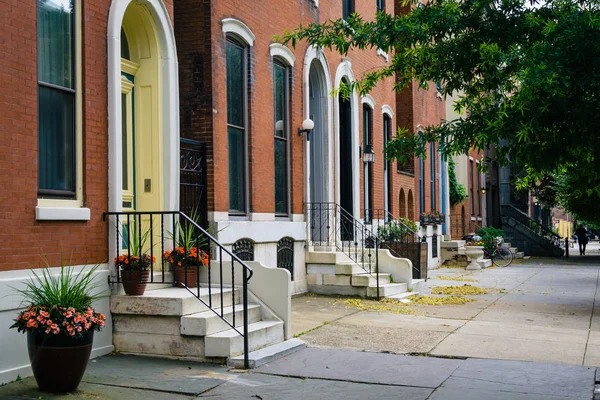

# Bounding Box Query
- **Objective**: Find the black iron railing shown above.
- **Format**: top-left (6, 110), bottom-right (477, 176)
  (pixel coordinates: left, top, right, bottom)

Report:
top-left (364, 209), bottom-right (426, 280)
top-left (500, 205), bottom-right (563, 254)
top-left (305, 203), bottom-right (380, 299)
top-left (103, 211), bottom-right (253, 368)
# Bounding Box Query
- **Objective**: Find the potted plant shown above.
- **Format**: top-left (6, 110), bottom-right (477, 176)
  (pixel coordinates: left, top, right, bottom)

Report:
top-left (420, 212), bottom-right (434, 225)
top-left (464, 240), bottom-right (485, 270)
top-left (10, 263), bottom-right (107, 393)
top-left (114, 227), bottom-right (155, 296)
top-left (165, 218), bottom-right (209, 288)
top-left (433, 211), bottom-right (445, 225)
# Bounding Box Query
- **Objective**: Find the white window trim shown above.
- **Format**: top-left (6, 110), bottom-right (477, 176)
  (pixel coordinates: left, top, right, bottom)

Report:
top-left (381, 104), bottom-right (394, 118)
top-left (361, 94), bottom-right (375, 110)
top-left (222, 18), bottom-right (255, 46)
top-left (36, 0), bottom-right (86, 221)
top-left (269, 43), bottom-right (295, 67)
top-left (36, 206), bottom-right (90, 221)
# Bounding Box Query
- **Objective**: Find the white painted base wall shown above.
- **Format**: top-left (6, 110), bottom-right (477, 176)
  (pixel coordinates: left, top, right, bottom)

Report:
top-left (0, 265), bottom-right (114, 385)
top-left (418, 224), bottom-right (443, 270)
top-left (213, 217), bottom-right (308, 295)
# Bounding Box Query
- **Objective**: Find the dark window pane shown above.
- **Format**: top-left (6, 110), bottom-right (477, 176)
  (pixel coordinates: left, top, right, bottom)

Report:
top-left (38, 85), bottom-right (75, 193)
top-left (273, 63), bottom-right (285, 138)
top-left (226, 41), bottom-right (244, 127)
top-left (38, 0), bottom-right (74, 88)
top-left (377, 0), bottom-right (385, 12)
top-left (121, 28), bottom-right (130, 60)
top-left (343, 0), bottom-right (354, 19)
top-left (274, 138), bottom-right (287, 215)
top-left (121, 93), bottom-right (128, 190)
top-left (228, 126), bottom-right (245, 212)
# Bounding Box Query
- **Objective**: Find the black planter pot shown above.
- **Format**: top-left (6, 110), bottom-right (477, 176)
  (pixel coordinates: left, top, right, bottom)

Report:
top-left (27, 330), bottom-right (94, 393)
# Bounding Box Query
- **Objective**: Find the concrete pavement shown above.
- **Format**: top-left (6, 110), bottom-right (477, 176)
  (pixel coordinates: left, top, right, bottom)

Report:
top-left (293, 257), bottom-right (600, 367)
top-left (0, 350), bottom-right (596, 399)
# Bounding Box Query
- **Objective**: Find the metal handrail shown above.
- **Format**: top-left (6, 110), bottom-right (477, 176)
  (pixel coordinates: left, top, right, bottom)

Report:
top-left (305, 202), bottom-right (380, 299)
top-left (364, 208), bottom-right (425, 280)
top-left (501, 205), bottom-right (561, 243)
top-left (103, 211), bottom-right (253, 368)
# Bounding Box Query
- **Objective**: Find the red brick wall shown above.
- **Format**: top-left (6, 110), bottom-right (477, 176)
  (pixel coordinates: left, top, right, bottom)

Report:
top-left (0, 0), bottom-right (175, 271)
top-left (196, 0), bottom-right (401, 217)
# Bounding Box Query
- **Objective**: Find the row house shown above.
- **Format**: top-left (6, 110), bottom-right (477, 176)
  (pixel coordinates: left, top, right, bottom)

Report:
top-left (0, 0), bottom-right (446, 382)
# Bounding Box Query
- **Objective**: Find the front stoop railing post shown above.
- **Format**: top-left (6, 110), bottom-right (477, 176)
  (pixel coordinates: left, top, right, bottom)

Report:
top-left (243, 266), bottom-right (249, 369)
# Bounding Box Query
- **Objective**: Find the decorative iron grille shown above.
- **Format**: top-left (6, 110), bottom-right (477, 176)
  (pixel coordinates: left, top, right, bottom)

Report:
top-left (277, 237), bottom-right (294, 280)
top-left (180, 139), bottom-right (207, 228)
top-left (432, 233), bottom-right (438, 258)
top-left (233, 239), bottom-right (255, 261)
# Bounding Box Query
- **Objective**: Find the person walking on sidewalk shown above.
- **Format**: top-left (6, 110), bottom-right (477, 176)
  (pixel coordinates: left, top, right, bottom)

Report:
top-left (575, 225), bottom-right (588, 255)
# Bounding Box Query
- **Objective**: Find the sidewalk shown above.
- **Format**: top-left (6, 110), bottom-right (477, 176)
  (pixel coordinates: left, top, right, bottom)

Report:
top-left (0, 350), bottom-right (595, 399)
top-left (293, 258), bottom-right (600, 366)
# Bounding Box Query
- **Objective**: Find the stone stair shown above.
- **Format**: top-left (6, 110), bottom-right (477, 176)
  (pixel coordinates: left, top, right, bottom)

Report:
top-left (306, 250), bottom-right (412, 298)
top-left (502, 241), bottom-right (524, 259)
top-left (111, 286), bottom-right (286, 364)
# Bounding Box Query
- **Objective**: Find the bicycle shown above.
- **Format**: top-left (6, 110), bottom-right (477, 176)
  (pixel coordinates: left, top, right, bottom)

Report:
top-left (484, 237), bottom-right (514, 267)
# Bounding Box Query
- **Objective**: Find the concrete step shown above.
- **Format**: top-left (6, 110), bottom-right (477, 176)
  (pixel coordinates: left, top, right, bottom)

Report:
top-left (204, 320), bottom-right (284, 358)
top-left (181, 304), bottom-right (262, 336)
top-left (351, 273), bottom-right (391, 287)
top-left (509, 247), bottom-right (518, 254)
top-left (111, 286), bottom-right (239, 316)
top-left (502, 242), bottom-right (511, 248)
top-left (366, 282), bottom-right (408, 298)
top-left (477, 259), bottom-right (493, 268)
top-left (515, 252), bottom-right (525, 259)
top-left (335, 263), bottom-right (376, 275)
top-left (387, 291), bottom-right (419, 301)
top-left (228, 338), bottom-right (306, 369)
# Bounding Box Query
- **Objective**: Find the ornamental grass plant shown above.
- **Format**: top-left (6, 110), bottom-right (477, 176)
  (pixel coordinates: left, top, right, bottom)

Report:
top-left (10, 260), bottom-right (107, 338)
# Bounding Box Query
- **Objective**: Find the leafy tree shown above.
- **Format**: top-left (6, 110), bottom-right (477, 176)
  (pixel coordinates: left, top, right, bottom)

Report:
top-left (280, 0), bottom-right (600, 223)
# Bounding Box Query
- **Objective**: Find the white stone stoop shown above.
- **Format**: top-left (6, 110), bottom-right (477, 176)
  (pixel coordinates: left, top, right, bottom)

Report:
top-left (306, 249), bottom-right (411, 299)
top-left (110, 286), bottom-right (287, 364)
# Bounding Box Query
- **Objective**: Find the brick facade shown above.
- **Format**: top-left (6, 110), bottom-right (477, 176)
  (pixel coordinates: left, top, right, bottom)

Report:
top-left (1, 0), bottom-right (446, 271)
top-left (0, 0), bottom-right (174, 271)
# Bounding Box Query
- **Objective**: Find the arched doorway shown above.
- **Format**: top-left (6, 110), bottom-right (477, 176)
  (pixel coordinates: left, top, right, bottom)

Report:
top-left (119, 3), bottom-right (162, 213)
top-left (309, 62), bottom-right (327, 205)
top-left (408, 190), bottom-right (414, 221)
top-left (399, 189), bottom-right (406, 219)
top-left (107, 0), bottom-right (179, 262)
top-left (107, 0), bottom-right (179, 215)
top-left (339, 78), bottom-right (354, 239)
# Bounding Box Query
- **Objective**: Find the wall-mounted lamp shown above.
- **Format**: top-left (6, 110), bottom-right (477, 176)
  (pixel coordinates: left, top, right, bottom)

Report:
top-left (360, 144), bottom-right (375, 164)
top-left (481, 188), bottom-right (487, 195)
top-left (298, 118), bottom-right (314, 140)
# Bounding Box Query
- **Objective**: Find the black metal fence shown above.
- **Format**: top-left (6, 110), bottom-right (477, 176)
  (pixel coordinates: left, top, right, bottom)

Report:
top-left (103, 211), bottom-right (253, 368)
top-left (364, 209), bottom-right (426, 280)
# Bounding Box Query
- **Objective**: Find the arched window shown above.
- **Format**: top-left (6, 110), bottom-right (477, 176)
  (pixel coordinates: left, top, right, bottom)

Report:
top-left (408, 190), bottom-right (414, 221)
top-left (399, 188), bottom-right (406, 219)
top-left (273, 57), bottom-right (291, 216)
top-left (362, 103), bottom-right (373, 222)
top-left (232, 238), bottom-right (254, 261)
top-left (277, 237), bottom-right (294, 279)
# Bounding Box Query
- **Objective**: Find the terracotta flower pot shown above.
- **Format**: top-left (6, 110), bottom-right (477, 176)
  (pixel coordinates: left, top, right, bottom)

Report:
top-left (120, 269), bottom-right (150, 295)
top-left (27, 330), bottom-right (94, 393)
top-left (174, 264), bottom-right (198, 288)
